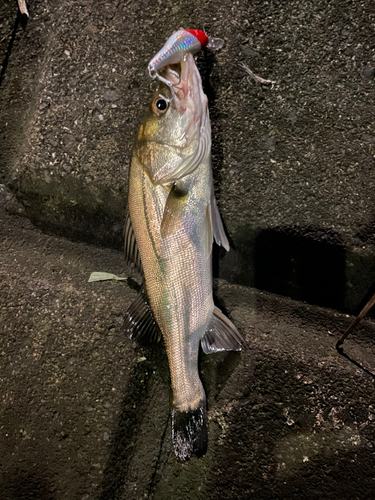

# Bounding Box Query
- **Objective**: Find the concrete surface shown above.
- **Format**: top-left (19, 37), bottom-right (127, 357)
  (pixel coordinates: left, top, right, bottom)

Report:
top-left (1, 193), bottom-right (375, 499)
top-left (1, 1), bottom-right (375, 497)
top-left (1, 0), bottom-right (375, 313)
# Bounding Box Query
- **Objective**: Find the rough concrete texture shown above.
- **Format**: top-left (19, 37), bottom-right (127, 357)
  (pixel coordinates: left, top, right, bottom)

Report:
top-left (1, 0), bottom-right (375, 313)
top-left (1, 193), bottom-right (375, 499)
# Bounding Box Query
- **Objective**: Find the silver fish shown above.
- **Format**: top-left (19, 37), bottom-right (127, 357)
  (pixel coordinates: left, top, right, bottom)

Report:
top-left (124, 53), bottom-right (242, 460)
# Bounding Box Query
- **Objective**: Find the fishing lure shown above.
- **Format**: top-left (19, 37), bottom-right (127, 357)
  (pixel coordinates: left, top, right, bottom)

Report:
top-left (147, 29), bottom-right (224, 100)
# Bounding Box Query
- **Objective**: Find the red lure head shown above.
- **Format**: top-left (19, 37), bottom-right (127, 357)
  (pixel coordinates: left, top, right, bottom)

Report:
top-left (185, 29), bottom-right (209, 48)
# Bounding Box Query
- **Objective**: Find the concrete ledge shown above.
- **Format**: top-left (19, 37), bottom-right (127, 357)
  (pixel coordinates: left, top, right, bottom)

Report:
top-left (1, 0), bottom-right (375, 314)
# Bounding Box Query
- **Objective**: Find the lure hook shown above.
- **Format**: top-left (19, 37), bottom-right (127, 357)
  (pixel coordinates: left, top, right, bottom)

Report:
top-left (150, 68), bottom-right (182, 102)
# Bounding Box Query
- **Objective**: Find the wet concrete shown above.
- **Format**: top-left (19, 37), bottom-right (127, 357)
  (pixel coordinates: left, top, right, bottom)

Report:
top-left (1, 0), bottom-right (375, 497)
top-left (1, 195), bottom-right (375, 499)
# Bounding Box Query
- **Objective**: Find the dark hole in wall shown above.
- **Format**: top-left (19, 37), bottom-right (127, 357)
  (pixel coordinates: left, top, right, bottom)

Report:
top-left (254, 227), bottom-right (346, 311)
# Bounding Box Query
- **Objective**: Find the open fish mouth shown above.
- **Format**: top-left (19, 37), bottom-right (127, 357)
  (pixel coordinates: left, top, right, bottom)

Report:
top-left (161, 54), bottom-right (208, 119)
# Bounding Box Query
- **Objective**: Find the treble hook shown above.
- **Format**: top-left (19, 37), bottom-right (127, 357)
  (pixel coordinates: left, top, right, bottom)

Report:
top-left (149, 67), bottom-right (181, 102)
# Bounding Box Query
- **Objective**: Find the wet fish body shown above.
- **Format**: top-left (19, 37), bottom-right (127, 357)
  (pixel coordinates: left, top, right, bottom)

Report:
top-left (124, 54), bottom-right (242, 460)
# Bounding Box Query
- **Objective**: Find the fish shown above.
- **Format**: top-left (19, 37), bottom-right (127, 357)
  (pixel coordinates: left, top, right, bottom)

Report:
top-left (124, 53), bottom-right (243, 461)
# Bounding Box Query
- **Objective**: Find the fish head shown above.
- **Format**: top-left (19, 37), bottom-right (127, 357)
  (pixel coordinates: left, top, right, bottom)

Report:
top-left (137, 53), bottom-right (211, 185)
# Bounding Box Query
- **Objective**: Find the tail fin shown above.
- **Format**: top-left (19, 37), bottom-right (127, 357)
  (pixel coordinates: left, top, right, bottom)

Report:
top-left (171, 399), bottom-right (208, 461)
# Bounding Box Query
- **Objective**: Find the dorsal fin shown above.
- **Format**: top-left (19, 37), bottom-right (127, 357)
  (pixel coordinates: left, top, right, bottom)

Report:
top-left (211, 190), bottom-right (230, 251)
top-left (124, 212), bottom-right (143, 273)
top-left (123, 287), bottom-right (162, 343)
top-left (201, 307), bottom-right (243, 354)
top-left (204, 202), bottom-right (213, 255)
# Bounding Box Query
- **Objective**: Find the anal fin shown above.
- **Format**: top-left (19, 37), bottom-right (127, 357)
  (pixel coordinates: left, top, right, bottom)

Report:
top-left (123, 287), bottom-right (162, 343)
top-left (201, 307), bottom-right (243, 354)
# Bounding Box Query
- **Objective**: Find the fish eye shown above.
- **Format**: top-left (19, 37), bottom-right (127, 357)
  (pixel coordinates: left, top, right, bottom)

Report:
top-left (152, 96), bottom-right (169, 116)
top-left (156, 99), bottom-right (167, 111)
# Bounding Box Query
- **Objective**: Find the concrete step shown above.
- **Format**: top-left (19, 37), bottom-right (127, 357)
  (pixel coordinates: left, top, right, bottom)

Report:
top-left (1, 0), bottom-right (375, 313)
top-left (1, 199), bottom-right (375, 499)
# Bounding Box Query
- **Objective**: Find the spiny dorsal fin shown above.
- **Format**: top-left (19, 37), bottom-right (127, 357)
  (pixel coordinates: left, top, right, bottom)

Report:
top-left (211, 190), bottom-right (230, 251)
top-left (124, 212), bottom-right (143, 273)
top-left (123, 287), bottom-right (162, 343)
top-left (201, 307), bottom-right (243, 354)
top-left (160, 183), bottom-right (188, 239)
top-left (204, 202), bottom-right (213, 256)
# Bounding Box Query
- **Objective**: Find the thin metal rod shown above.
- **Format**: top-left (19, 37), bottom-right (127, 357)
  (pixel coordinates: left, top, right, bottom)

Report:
top-left (336, 292), bottom-right (375, 348)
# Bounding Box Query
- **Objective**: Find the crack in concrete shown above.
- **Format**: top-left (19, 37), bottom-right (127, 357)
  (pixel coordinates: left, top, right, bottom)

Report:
top-left (0, 11), bottom-right (21, 88)
top-left (147, 411), bottom-right (171, 499)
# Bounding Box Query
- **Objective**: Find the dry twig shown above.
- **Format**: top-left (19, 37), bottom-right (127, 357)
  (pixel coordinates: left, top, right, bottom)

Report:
top-left (239, 61), bottom-right (275, 88)
top-left (17, 0), bottom-right (29, 17)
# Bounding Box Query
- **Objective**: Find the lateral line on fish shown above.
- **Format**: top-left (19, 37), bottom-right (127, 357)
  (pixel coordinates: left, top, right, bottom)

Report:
top-left (142, 170), bottom-right (161, 262)
top-left (138, 139), bottom-right (187, 152)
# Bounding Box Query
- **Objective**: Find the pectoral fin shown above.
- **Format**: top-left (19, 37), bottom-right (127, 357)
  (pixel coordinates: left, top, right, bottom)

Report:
top-left (201, 307), bottom-right (243, 354)
top-left (124, 212), bottom-right (143, 274)
top-left (161, 183), bottom-right (189, 239)
top-left (123, 287), bottom-right (162, 343)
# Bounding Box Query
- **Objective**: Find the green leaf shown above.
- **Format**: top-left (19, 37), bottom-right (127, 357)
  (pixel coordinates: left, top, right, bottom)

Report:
top-left (88, 272), bottom-right (127, 283)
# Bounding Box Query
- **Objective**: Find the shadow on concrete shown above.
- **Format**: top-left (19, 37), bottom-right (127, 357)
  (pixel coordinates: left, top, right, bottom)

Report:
top-left (351, 278), bottom-right (375, 321)
top-left (1, 471), bottom-right (54, 500)
top-left (0, 12), bottom-right (24, 88)
top-left (201, 349), bottom-right (245, 406)
top-left (198, 44), bottom-right (235, 286)
top-left (198, 40), bottom-right (224, 190)
top-left (357, 279), bottom-right (375, 312)
top-left (354, 203), bottom-right (375, 246)
top-left (98, 346), bottom-right (157, 500)
top-left (254, 226), bottom-right (346, 311)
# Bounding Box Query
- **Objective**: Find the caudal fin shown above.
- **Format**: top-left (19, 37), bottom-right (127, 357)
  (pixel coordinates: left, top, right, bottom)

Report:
top-left (171, 399), bottom-right (208, 461)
